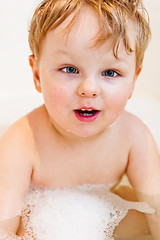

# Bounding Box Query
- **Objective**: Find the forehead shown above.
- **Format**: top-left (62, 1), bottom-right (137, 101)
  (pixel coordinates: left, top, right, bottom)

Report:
top-left (51, 7), bottom-right (102, 48)
top-left (41, 6), bottom-right (136, 60)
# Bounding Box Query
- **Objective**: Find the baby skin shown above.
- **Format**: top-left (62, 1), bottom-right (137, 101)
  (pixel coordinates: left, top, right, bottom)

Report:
top-left (0, 6), bottom-right (160, 239)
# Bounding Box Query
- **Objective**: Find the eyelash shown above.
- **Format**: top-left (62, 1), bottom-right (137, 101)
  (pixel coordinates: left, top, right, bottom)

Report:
top-left (60, 66), bottom-right (79, 74)
top-left (60, 66), bottom-right (119, 78)
top-left (102, 70), bottom-right (119, 78)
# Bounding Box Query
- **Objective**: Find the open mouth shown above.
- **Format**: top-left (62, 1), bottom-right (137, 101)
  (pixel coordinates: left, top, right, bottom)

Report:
top-left (74, 108), bottom-right (100, 122)
top-left (75, 109), bottom-right (99, 116)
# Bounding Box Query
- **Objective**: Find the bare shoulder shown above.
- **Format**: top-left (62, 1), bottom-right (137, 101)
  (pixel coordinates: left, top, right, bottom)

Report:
top-left (0, 113), bottom-right (36, 163)
top-left (122, 110), bottom-right (157, 153)
top-left (121, 110), bottom-right (150, 133)
top-left (117, 110), bottom-right (153, 147)
top-left (122, 111), bottom-right (160, 195)
top-left (0, 105), bottom-right (45, 154)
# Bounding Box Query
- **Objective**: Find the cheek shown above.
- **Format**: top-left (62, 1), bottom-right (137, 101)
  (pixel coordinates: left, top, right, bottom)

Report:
top-left (44, 85), bottom-right (71, 108)
top-left (105, 86), bottom-right (130, 111)
top-left (107, 85), bottom-right (130, 100)
top-left (54, 87), bottom-right (69, 105)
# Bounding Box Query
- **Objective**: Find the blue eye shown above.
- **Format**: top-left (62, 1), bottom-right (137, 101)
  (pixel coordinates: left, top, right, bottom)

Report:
top-left (102, 70), bottom-right (118, 77)
top-left (61, 66), bottom-right (79, 74)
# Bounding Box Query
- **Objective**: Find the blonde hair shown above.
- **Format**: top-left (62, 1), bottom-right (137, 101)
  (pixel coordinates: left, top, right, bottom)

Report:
top-left (28, 0), bottom-right (151, 69)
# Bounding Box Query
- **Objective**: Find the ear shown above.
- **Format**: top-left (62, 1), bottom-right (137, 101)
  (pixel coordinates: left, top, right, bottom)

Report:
top-left (128, 64), bottom-right (143, 99)
top-left (135, 64), bottom-right (143, 80)
top-left (29, 55), bottom-right (42, 93)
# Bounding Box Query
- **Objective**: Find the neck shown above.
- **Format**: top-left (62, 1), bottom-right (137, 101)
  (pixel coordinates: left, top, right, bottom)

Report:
top-left (49, 119), bottom-right (113, 148)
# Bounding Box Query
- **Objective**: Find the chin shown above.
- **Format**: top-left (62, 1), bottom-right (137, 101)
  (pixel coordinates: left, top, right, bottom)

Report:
top-left (71, 126), bottom-right (106, 139)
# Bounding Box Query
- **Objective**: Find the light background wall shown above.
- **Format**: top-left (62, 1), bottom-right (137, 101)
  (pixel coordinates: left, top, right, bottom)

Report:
top-left (0, 0), bottom-right (41, 97)
top-left (0, 0), bottom-right (160, 129)
top-left (134, 0), bottom-right (160, 99)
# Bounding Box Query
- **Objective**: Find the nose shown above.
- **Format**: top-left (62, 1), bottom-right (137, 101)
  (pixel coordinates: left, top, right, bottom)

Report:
top-left (77, 78), bottom-right (101, 98)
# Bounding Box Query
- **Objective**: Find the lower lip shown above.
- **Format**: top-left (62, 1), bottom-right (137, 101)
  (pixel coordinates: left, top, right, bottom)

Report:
top-left (74, 111), bottom-right (100, 122)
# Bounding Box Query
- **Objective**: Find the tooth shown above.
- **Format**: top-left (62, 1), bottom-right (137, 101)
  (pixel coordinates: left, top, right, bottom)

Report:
top-left (80, 109), bottom-right (93, 111)
top-left (83, 113), bottom-right (91, 116)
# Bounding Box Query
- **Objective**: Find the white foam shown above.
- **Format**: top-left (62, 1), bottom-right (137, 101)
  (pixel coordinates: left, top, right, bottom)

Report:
top-left (0, 184), bottom-right (155, 239)
top-left (19, 184), bottom-right (154, 240)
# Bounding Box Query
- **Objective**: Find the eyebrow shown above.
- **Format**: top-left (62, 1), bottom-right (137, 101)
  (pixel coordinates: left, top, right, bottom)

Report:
top-left (56, 49), bottom-right (69, 56)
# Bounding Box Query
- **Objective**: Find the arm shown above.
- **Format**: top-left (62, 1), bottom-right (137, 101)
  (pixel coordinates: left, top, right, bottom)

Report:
top-left (127, 119), bottom-right (160, 239)
top-left (0, 118), bottom-right (33, 236)
top-left (0, 216), bottom-right (20, 237)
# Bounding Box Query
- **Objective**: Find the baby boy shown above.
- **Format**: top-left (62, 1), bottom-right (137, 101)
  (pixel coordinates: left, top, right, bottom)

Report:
top-left (0, 0), bottom-right (160, 238)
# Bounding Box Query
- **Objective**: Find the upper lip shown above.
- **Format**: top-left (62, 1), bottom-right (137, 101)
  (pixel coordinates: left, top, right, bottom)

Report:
top-left (75, 106), bottom-right (100, 111)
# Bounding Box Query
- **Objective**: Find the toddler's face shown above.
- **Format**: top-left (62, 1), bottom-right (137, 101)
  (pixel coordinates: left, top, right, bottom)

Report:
top-left (31, 7), bottom-right (141, 138)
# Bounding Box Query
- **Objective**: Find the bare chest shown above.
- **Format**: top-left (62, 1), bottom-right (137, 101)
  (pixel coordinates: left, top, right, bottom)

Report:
top-left (31, 141), bottom-right (129, 188)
